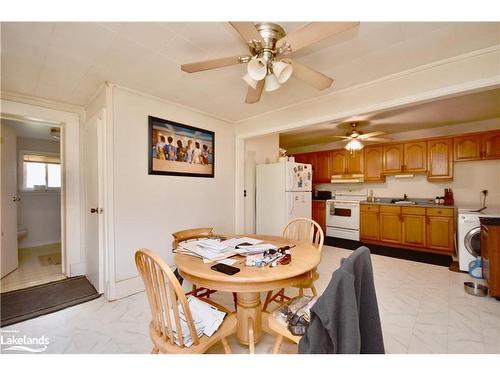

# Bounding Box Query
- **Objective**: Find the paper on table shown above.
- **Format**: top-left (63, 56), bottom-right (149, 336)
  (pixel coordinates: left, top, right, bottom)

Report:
top-left (234, 243), bottom-right (277, 255)
top-left (220, 237), bottom-right (263, 248)
top-left (180, 240), bottom-right (236, 261)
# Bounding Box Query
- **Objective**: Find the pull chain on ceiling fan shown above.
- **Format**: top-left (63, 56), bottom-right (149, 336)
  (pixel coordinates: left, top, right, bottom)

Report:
top-left (181, 22), bottom-right (360, 104)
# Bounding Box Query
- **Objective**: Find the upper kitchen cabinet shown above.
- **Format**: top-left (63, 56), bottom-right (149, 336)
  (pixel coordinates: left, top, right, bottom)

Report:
top-left (454, 134), bottom-right (482, 161)
top-left (315, 151), bottom-right (332, 183)
top-left (427, 138), bottom-right (453, 181)
top-left (482, 131), bottom-right (500, 159)
top-left (404, 141), bottom-right (427, 172)
top-left (454, 131), bottom-right (500, 161)
top-left (364, 146), bottom-right (385, 182)
top-left (346, 150), bottom-right (364, 175)
top-left (330, 150), bottom-right (347, 175)
top-left (293, 153), bottom-right (310, 164)
top-left (382, 144), bottom-right (404, 174)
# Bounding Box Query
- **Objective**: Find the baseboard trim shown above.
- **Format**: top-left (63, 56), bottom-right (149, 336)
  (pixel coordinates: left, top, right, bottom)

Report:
top-left (112, 276), bottom-right (144, 301)
top-left (69, 262), bottom-right (86, 276)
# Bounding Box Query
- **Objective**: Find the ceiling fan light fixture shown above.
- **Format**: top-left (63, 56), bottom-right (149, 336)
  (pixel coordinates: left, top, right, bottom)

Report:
top-left (242, 73), bottom-right (258, 89)
top-left (272, 60), bottom-right (293, 84)
top-left (264, 74), bottom-right (281, 92)
top-left (247, 57), bottom-right (267, 80)
top-left (345, 138), bottom-right (364, 151)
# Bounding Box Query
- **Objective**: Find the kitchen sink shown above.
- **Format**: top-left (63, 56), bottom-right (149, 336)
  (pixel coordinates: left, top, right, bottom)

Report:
top-left (390, 199), bottom-right (417, 205)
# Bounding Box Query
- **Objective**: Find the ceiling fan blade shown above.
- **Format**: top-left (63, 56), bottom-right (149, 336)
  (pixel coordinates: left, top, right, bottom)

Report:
top-left (330, 136), bottom-right (351, 139)
top-left (245, 79), bottom-right (264, 104)
top-left (181, 55), bottom-right (245, 73)
top-left (363, 137), bottom-right (392, 142)
top-left (229, 22), bottom-right (262, 44)
top-left (358, 131), bottom-right (386, 139)
top-left (285, 59), bottom-right (333, 90)
top-left (278, 22), bottom-right (359, 54)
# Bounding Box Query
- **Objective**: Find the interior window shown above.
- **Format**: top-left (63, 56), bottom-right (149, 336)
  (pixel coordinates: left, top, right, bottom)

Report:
top-left (22, 153), bottom-right (61, 190)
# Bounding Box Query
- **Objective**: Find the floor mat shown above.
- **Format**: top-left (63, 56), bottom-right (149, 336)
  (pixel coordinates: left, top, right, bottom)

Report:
top-left (0, 276), bottom-right (100, 327)
top-left (325, 237), bottom-right (452, 267)
top-left (38, 253), bottom-right (62, 266)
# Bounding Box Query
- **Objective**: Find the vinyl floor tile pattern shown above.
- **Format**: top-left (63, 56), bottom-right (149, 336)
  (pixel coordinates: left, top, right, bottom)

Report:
top-left (1, 243), bottom-right (65, 293)
top-left (2, 246), bottom-right (500, 354)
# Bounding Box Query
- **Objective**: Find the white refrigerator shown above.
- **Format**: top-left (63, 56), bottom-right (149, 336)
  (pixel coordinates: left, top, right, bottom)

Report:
top-left (256, 161), bottom-right (312, 236)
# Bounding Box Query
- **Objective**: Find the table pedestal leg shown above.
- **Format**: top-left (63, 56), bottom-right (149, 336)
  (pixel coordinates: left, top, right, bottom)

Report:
top-left (236, 292), bottom-right (263, 345)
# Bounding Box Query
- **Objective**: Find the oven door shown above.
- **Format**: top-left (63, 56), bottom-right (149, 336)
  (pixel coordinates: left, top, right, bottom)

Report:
top-left (326, 201), bottom-right (360, 230)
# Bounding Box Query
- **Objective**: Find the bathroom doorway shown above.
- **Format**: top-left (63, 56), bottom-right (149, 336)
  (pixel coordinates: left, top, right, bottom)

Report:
top-left (1, 117), bottom-right (65, 293)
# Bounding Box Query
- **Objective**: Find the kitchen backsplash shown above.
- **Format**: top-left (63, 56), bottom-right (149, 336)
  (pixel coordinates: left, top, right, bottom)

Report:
top-left (315, 159), bottom-right (500, 208)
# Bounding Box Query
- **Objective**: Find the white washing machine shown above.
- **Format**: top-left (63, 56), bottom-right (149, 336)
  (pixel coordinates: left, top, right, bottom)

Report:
top-left (457, 208), bottom-right (500, 272)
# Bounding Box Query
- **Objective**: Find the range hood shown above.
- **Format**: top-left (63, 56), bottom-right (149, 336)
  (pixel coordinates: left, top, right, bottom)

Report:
top-left (330, 174), bottom-right (364, 183)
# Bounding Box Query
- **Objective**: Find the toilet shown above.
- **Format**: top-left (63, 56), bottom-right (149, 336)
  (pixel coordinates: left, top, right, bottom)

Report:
top-left (17, 227), bottom-right (28, 240)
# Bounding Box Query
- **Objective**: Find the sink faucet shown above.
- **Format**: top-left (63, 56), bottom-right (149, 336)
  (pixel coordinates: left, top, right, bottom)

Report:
top-left (403, 194), bottom-right (408, 201)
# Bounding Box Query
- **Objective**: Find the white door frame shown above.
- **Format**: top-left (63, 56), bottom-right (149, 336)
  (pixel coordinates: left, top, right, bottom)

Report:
top-left (0, 113), bottom-right (68, 276)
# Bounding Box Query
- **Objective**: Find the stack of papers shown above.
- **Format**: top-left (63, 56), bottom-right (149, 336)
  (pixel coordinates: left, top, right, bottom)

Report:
top-left (179, 239), bottom-right (236, 261)
top-left (171, 296), bottom-right (227, 347)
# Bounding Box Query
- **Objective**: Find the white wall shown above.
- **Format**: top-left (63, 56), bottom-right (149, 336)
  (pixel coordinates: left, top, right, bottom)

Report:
top-left (110, 86), bottom-right (236, 286)
top-left (16, 137), bottom-right (61, 248)
top-left (244, 134), bottom-right (279, 233)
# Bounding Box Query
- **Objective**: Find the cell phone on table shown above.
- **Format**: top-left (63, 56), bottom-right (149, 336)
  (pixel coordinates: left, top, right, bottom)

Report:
top-left (211, 263), bottom-right (240, 275)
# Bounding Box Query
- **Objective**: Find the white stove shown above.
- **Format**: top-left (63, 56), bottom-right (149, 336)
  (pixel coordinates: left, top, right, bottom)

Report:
top-left (326, 189), bottom-right (367, 241)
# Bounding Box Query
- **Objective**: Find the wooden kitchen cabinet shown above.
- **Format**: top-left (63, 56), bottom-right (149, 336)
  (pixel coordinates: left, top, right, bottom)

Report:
top-left (314, 151), bottom-right (332, 183)
top-left (427, 138), bottom-right (453, 181)
top-left (360, 205), bottom-right (380, 241)
top-left (382, 144), bottom-right (404, 174)
top-left (482, 131), bottom-right (500, 159)
top-left (312, 200), bottom-right (326, 234)
top-left (426, 208), bottom-right (454, 254)
top-left (454, 134), bottom-right (482, 161)
top-left (379, 206), bottom-right (402, 244)
top-left (401, 207), bottom-right (426, 248)
top-left (404, 141), bottom-right (427, 172)
top-left (330, 150), bottom-right (347, 175)
top-left (346, 150), bottom-right (364, 174)
top-left (363, 146), bottom-right (385, 182)
top-left (480, 219), bottom-right (500, 298)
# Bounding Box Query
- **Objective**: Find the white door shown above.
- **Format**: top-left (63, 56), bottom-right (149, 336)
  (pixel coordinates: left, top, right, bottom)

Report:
top-left (287, 191), bottom-right (312, 221)
top-left (1, 124), bottom-right (19, 278)
top-left (85, 111), bottom-right (105, 293)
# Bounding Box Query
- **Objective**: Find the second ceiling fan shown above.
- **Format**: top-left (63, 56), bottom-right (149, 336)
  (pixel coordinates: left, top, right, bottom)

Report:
top-left (181, 22), bottom-right (359, 104)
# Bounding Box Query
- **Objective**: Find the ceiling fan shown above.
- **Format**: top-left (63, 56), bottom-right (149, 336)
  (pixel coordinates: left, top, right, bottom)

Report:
top-left (181, 22), bottom-right (359, 104)
top-left (330, 122), bottom-right (391, 151)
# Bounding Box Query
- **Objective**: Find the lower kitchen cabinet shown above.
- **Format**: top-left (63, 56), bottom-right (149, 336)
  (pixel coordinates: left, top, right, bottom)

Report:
top-left (360, 205), bottom-right (379, 241)
top-left (426, 215), bottom-right (454, 254)
top-left (379, 206), bottom-right (402, 244)
top-left (402, 213), bottom-right (426, 247)
top-left (312, 200), bottom-right (326, 235)
top-left (360, 204), bottom-right (454, 255)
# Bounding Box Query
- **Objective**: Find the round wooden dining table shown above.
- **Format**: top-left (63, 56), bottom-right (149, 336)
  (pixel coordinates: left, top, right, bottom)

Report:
top-left (174, 235), bottom-right (321, 351)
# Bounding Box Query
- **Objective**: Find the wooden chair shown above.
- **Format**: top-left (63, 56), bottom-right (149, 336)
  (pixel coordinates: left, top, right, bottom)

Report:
top-left (262, 218), bottom-right (324, 312)
top-left (135, 248), bottom-right (236, 354)
top-left (172, 227), bottom-right (238, 310)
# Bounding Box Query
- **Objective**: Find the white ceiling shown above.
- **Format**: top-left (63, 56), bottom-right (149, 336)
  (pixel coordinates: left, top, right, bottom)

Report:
top-left (280, 88), bottom-right (500, 149)
top-left (1, 118), bottom-right (60, 142)
top-left (1, 22), bottom-right (499, 122)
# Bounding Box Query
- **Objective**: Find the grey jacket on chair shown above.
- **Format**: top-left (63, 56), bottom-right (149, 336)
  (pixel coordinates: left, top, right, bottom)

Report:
top-left (298, 246), bottom-right (385, 354)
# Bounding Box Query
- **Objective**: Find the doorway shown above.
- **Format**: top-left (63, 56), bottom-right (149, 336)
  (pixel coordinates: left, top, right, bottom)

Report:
top-left (1, 117), bottom-right (65, 292)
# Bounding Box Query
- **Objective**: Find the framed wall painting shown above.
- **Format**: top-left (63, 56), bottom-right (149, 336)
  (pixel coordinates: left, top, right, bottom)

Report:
top-left (148, 115), bottom-right (215, 178)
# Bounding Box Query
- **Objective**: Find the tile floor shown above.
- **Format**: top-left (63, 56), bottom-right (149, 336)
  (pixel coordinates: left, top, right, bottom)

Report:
top-left (1, 243), bottom-right (65, 293)
top-left (2, 245), bottom-right (499, 354)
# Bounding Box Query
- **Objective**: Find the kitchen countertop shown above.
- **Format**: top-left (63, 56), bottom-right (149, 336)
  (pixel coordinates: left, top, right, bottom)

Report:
top-left (360, 198), bottom-right (456, 209)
